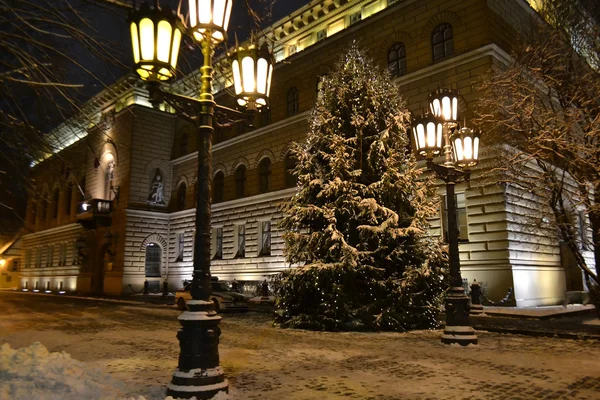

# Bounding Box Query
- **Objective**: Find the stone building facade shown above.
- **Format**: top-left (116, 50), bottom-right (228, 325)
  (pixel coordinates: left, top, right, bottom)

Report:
top-left (19, 0), bottom-right (595, 306)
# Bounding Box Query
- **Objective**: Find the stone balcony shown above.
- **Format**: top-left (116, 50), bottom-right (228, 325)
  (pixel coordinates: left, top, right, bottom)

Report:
top-left (76, 199), bottom-right (113, 229)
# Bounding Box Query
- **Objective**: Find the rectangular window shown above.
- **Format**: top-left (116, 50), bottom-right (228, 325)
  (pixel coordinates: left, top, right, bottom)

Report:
top-left (57, 244), bottom-right (63, 266)
top-left (442, 193), bottom-right (468, 242)
top-left (36, 248), bottom-right (42, 267)
top-left (349, 11), bottom-right (362, 26)
top-left (175, 232), bottom-right (184, 262)
top-left (260, 221), bottom-right (271, 256)
top-left (62, 243), bottom-right (67, 265)
top-left (46, 246), bottom-right (53, 267)
top-left (288, 44), bottom-right (297, 56)
top-left (25, 250), bottom-right (30, 268)
top-left (579, 210), bottom-right (591, 250)
top-left (216, 228), bottom-right (223, 259)
top-left (72, 242), bottom-right (79, 265)
top-left (11, 260), bottom-right (20, 272)
top-left (316, 29), bottom-right (327, 42)
top-left (236, 225), bottom-right (246, 258)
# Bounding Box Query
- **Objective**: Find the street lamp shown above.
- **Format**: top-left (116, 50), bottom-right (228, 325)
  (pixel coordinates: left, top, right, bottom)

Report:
top-left (411, 88), bottom-right (480, 346)
top-left (128, 1), bottom-right (274, 398)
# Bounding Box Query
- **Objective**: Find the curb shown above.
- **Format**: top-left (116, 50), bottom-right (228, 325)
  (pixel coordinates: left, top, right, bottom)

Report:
top-left (474, 326), bottom-right (600, 341)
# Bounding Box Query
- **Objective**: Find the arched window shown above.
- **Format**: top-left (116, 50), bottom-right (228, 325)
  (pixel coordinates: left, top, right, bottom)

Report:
top-left (287, 87), bottom-right (299, 116)
top-left (177, 183), bottom-right (187, 211)
top-left (284, 153), bottom-right (298, 188)
top-left (145, 243), bottom-right (161, 277)
top-left (39, 193), bottom-right (47, 223)
top-left (104, 160), bottom-right (115, 200)
top-left (258, 158), bottom-right (271, 193)
top-left (65, 183), bottom-right (73, 216)
top-left (52, 188), bottom-right (59, 219)
top-left (180, 133), bottom-right (188, 156)
top-left (213, 171), bottom-right (224, 203)
top-left (432, 23), bottom-right (454, 61)
top-left (235, 165), bottom-right (246, 199)
top-left (388, 43), bottom-right (407, 77)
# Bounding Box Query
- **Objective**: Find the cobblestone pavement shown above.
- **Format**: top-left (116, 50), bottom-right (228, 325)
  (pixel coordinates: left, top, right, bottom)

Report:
top-left (1, 291), bottom-right (599, 400)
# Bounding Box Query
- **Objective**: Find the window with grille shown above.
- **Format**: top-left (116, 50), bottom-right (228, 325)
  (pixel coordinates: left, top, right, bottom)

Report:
top-left (284, 153), bottom-right (298, 188)
top-left (215, 228), bottom-right (223, 259)
top-left (288, 44), bottom-right (297, 56)
top-left (213, 171), bottom-right (224, 203)
top-left (145, 243), bottom-right (162, 277)
top-left (388, 43), bottom-right (407, 77)
top-left (180, 133), bottom-right (188, 156)
top-left (52, 188), bottom-right (60, 219)
top-left (236, 225), bottom-right (246, 258)
top-left (177, 183), bottom-right (187, 211)
top-left (259, 158), bottom-right (271, 193)
top-left (349, 11), bottom-right (362, 25)
top-left (442, 193), bottom-right (468, 242)
top-left (176, 233), bottom-right (184, 262)
top-left (235, 165), bottom-right (246, 199)
top-left (260, 221), bottom-right (271, 256)
top-left (65, 183), bottom-right (72, 216)
top-left (287, 87), bottom-right (299, 116)
top-left (261, 108), bottom-right (271, 127)
top-left (432, 23), bottom-right (454, 61)
top-left (317, 29), bottom-right (327, 42)
top-left (11, 260), bottom-right (19, 272)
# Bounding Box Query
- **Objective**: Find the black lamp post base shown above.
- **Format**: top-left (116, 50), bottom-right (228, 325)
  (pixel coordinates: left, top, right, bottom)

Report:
top-left (166, 300), bottom-right (229, 399)
top-left (441, 287), bottom-right (478, 346)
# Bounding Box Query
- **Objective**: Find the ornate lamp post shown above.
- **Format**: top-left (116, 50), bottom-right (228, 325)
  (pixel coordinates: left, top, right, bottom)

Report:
top-left (411, 88), bottom-right (480, 346)
top-left (129, 1), bottom-right (273, 398)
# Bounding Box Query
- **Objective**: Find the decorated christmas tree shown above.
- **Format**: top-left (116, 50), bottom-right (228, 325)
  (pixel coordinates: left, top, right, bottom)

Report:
top-left (275, 44), bottom-right (448, 332)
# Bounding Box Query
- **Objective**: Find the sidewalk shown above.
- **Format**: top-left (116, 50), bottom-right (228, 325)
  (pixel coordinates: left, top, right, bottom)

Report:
top-left (471, 304), bottom-right (600, 340)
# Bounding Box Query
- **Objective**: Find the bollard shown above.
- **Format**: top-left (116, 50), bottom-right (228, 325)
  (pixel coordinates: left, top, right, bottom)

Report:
top-left (260, 279), bottom-right (269, 299)
top-left (162, 280), bottom-right (169, 297)
top-left (143, 279), bottom-right (149, 295)
top-left (470, 279), bottom-right (486, 316)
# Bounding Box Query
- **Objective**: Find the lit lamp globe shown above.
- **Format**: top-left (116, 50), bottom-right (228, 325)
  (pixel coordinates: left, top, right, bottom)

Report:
top-left (429, 88), bottom-right (460, 125)
top-left (451, 126), bottom-right (481, 169)
top-left (129, 2), bottom-right (184, 82)
top-left (188, 0), bottom-right (233, 43)
top-left (231, 43), bottom-right (274, 109)
top-left (411, 113), bottom-right (444, 160)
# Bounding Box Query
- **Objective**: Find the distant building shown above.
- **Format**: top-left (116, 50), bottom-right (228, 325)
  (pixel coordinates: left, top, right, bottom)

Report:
top-left (0, 234), bottom-right (22, 289)
top-left (20, 0), bottom-right (595, 305)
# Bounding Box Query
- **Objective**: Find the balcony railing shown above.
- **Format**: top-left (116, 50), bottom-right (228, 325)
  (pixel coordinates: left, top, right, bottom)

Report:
top-left (76, 199), bottom-right (113, 228)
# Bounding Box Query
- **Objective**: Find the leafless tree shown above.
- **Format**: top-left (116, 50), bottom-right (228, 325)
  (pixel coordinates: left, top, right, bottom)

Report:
top-left (475, 0), bottom-right (600, 301)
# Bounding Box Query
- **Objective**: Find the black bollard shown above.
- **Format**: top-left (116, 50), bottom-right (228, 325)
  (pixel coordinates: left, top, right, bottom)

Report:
top-left (162, 280), bottom-right (169, 297)
top-left (143, 279), bottom-right (149, 295)
top-left (470, 279), bottom-right (485, 316)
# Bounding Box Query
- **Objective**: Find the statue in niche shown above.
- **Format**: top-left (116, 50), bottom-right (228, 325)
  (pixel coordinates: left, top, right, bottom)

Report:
top-left (148, 168), bottom-right (165, 205)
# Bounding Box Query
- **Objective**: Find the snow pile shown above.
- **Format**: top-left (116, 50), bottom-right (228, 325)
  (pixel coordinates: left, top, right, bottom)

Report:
top-left (0, 342), bottom-right (231, 400)
top-left (0, 342), bottom-right (133, 400)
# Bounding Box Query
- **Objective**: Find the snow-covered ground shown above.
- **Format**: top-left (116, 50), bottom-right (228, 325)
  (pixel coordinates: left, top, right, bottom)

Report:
top-left (1, 292), bottom-right (600, 399)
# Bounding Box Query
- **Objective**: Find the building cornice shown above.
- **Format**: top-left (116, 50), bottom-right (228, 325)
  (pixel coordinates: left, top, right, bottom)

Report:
top-left (22, 223), bottom-right (81, 240)
top-left (171, 111), bottom-right (311, 166)
top-left (211, 188), bottom-right (297, 212)
top-left (126, 208), bottom-right (171, 219)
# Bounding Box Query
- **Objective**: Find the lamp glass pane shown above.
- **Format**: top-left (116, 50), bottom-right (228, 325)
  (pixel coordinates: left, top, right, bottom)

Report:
top-left (436, 123), bottom-right (442, 148)
top-left (189, 0), bottom-right (197, 26)
top-left (223, 0), bottom-right (232, 31)
top-left (426, 122), bottom-right (436, 147)
top-left (214, 0), bottom-right (226, 27)
top-left (237, 98), bottom-right (247, 106)
top-left (452, 97), bottom-right (458, 120)
top-left (455, 137), bottom-right (464, 160)
top-left (213, 31), bottom-right (224, 42)
top-left (257, 98), bottom-right (266, 106)
top-left (171, 28), bottom-right (182, 68)
top-left (442, 96), bottom-right (451, 120)
top-left (139, 18), bottom-right (155, 61)
top-left (232, 60), bottom-right (243, 95)
top-left (464, 136), bottom-right (473, 160)
top-left (242, 56), bottom-right (256, 93)
top-left (417, 124), bottom-right (425, 149)
top-left (199, 0), bottom-right (212, 24)
top-left (431, 98), bottom-right (441, 117)
top-left (266, 64), bottom-right (273, 96)
top-left (130, 23), bottom-right (140, 64)
top-left (474, 137), bottom-right (480, 160)
top-left (257, 58), bottom-right (268, 94)
top-left (157, 21), bottom-right (172, 63)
